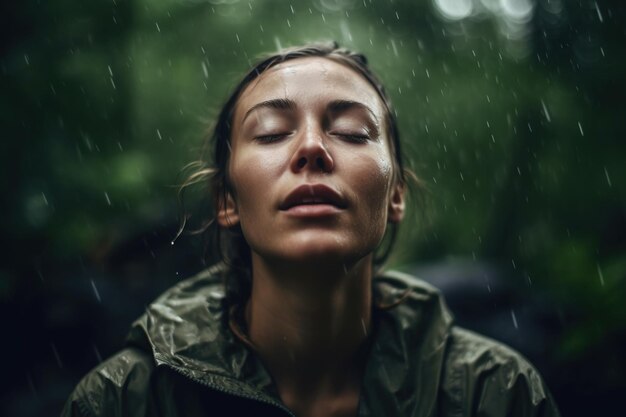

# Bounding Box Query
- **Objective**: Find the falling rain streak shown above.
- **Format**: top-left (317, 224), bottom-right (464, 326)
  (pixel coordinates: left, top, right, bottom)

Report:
top-left (604, 167), bottom-right (612, 187)
top-left (594, 2), bottom-right (603, 23)
top-left (91, 279), bottom-right (102, 302)
top-left (541, 100), bottom-right (551, 122)
top-left (27, 373), bottom-right (39, 401)
top-left (510, 310), bottom-right (518, 329)
top-left (93, 344), bottom-right (103, 363)
top-left (597, 264), bottom-right (605, 286)
top-left (51, 343), bottom-right (63, 368)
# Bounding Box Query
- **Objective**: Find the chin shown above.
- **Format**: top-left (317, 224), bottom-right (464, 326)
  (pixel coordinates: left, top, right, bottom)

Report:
top-left (278, 235), bottom-right (374, 266)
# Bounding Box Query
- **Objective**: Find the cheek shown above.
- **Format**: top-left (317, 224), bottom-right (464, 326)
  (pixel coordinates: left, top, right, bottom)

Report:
top-left (354, 152), bottom-right (393, 218)
top-left (228, 149), bottom-right (283, 214)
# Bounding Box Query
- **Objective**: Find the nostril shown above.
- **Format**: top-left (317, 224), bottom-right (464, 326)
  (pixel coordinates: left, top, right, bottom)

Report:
top-left (297, 157), bottom-right (307, 169)
top-left (315, 157), bottom-right (325, 170)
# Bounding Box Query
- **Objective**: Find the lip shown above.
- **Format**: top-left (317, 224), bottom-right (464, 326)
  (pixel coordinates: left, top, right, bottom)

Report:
top-left (279, 184), bottom-right (347, 212)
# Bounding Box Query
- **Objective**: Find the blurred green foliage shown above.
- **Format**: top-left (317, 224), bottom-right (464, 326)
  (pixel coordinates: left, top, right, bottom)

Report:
top-left (2, 0), bottom-right (625, 368)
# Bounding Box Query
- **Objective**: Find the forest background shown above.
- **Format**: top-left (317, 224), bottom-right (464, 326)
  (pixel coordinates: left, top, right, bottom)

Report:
top-left (1, 0), bottom-right (624, 416)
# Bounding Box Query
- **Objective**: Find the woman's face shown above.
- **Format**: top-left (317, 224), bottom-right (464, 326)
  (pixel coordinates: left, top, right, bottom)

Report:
top-left (219, 57), bottom-right (404, 266)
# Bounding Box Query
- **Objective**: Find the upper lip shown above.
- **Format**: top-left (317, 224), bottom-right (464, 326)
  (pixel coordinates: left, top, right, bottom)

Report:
top-left (279, 184), bottom-right (347, 210)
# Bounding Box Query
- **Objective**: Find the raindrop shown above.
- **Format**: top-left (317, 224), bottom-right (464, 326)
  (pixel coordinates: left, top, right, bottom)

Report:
top-left (91, 279), bottom-right (102, 302)
top-left (594, 1), bottom-right (603, 23)
top-left (510, 310), bottom-right (518, 329)
top-left (156, 128), bottom-right (162, 140)
top-left (104, 192), bottom-right (111, 206)
top-left (361, 318), bottom-right (367, 336)
top-left (201, 61), bottom-right (209, 78)
top-left (92, 344), bottom-right (103, 363)
top-left (577, 121), bottom-right (584, 136)
top-left (597, 263), bottom-right (605, 286)
top-left (51, 343), bottom-right (64, 368)
top-left (155, 22), bottom-right (161, 32)
top-left (603, 166), bottom-right (612, 187)
top-left (41, 192), bottom-right (49, 206)
top-left (27, 373), bottom-right (39, 401)
top-left (541, 99), bottom-right (551, 122)
top-left (24, 54), bottom-right (30, 65)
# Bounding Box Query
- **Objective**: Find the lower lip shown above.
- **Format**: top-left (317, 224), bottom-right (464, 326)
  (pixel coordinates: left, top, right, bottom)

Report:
top-left (282, 204), bottom-right (343, 217)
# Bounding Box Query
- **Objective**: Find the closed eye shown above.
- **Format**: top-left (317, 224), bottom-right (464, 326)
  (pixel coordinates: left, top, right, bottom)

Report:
top-left (254, 133), bottom-right (290, 144)
top-left (333, 133), bottom-right (370, 144)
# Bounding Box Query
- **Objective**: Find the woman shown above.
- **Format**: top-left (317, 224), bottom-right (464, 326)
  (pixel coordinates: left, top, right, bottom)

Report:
top-left (62, 42), bottom-right (560, 417)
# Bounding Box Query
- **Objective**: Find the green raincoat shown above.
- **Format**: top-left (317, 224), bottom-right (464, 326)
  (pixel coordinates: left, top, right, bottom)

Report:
top-left (61, 264), bottom-right (560, 416)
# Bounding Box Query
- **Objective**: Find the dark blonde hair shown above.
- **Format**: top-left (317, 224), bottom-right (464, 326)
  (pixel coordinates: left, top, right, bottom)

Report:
top-left (180, 41), bottom-right (417, 305)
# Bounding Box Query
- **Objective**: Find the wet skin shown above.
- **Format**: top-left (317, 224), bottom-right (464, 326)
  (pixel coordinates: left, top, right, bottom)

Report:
top-left (218, 57), bottom-right (405, 268)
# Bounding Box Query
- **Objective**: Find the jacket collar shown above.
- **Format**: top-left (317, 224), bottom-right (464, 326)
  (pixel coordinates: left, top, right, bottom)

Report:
top-left (127, 264), bottom-right (453, 416)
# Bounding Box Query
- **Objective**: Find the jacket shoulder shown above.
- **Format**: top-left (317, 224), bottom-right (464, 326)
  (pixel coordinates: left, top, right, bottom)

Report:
top-left (61, 348), bottom-right (155, 417)
top-left (440, 327), bottom-right (561, 417)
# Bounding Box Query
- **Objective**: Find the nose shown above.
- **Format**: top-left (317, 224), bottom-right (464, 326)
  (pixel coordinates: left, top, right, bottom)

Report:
top-left (289, 127), bottom-right (334, 174)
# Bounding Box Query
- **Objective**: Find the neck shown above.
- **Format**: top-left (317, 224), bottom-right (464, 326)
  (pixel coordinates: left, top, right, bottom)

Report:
top-left (245, 254), bottom-right (373, 400)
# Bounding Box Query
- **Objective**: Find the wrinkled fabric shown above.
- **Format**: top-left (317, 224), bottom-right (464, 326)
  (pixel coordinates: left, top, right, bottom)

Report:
top-left (62, 264), bottom-right (561, 417)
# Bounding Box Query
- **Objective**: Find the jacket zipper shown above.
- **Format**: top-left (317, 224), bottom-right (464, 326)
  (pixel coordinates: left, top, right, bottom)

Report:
top-left (162, 362), bottom-right (296, 417)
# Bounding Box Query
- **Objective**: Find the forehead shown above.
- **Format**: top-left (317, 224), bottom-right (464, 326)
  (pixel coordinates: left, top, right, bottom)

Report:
top-left (233, 57), bottom-right (385, 120)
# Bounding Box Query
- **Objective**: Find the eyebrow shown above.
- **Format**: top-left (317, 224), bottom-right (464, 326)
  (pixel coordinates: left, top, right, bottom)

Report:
top-left (241, 98), bottom-right (380, 128)
top-left (326, 99), bottom-right (378, 123)
top-left (242, 98), bottom-right (297, 123)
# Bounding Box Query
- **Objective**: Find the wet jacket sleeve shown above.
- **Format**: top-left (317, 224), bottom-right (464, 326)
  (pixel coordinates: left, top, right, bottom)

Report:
top-left (441, 328), bottom-right (561, 417)
top-left (60, 348), bottom-right (154, 417)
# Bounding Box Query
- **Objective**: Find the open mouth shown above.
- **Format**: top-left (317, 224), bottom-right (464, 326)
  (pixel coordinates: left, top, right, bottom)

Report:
top-left (280, 184), bottom-right (347, 211)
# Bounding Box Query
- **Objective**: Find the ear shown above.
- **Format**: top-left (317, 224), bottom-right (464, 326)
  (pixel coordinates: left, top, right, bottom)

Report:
top-left (387, 182), bottom-right (405, 223)
top-left (217, 191), bottom-right (240, 227)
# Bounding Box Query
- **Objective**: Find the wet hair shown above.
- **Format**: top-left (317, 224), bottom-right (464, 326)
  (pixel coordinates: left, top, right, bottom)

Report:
top-left (180, 41), bottom-right (417, 306)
